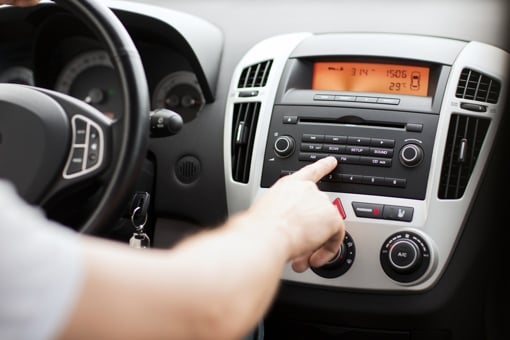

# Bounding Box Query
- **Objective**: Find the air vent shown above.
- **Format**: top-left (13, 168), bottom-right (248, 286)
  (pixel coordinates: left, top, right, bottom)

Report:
top-left (237, 60), bottom-right (273, 88)
top-left (455, 68), bottom-right (500, 104)
top-left (438, 114), bottom-right (490, 199)
top-left (231, 102), bottom-right (260, 183)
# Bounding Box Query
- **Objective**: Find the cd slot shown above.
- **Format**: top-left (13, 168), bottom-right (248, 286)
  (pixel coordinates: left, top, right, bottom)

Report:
top-left (299, 115), bottom-right (407, 130)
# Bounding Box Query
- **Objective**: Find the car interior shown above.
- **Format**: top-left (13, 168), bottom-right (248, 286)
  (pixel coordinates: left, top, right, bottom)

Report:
top-left (0, 0), bottom-right (508, 339)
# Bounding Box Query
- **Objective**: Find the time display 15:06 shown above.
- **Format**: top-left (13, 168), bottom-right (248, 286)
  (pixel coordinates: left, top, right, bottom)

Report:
top-left (312, 62), bottom-right (430, 97)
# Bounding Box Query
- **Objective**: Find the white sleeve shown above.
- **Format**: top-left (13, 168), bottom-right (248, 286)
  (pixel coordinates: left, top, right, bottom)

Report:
top-left (0, 180), bottom-right (84, 340)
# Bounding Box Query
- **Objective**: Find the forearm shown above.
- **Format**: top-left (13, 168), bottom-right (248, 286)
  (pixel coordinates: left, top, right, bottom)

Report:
top-left (59, 213), bottom-right (290, 340)
top-left (59, 157), bottom-right (343, 339)
top-left (168, 212), bottom-right (291, 338)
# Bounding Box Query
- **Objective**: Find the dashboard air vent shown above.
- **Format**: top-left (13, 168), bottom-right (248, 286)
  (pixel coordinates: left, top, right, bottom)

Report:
top-left (231, 102), bottom-right (260, 183)
top-left (438, 114), bottom-right (490, 199)
top-left (238, 60), bottom-right (273, 88)
top-left (455, 68), bottom-right (500, 104)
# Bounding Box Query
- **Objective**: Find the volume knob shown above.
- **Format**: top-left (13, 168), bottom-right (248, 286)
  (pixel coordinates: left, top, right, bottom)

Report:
top-left (273, 135), bottom-right (295, 158)
top-left (399, 143), bottom-right (423, 167)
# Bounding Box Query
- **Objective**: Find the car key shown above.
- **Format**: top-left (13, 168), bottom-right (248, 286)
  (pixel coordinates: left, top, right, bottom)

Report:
top-left (129, 192), bottom-right (151, 249)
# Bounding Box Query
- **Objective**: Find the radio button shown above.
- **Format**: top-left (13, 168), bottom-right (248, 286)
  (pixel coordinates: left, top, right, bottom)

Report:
top-left (335, 154), bottom-right (360, 164)
top-left (280, 170), bottom-right (294, 178)
top-left (370, 147), bottom-right (394, 157)
top-left (321, 173), bottom-right (336, 182)
top-left (347, 136), bottom-right (371, 146)
top-left (323, 144), bottom-right (345, 153)
top-left (301, 143), bottom-right (323, 152)
top-left (302, 134), bottom-right (325, 143)
top-left (314, 94), bottom-right (335, 101)
top-left (360, 157), bottom-right (392, 167)
top-left (282, 115), bottom-right (298, 124)
top-left (335, 95), bottom-right (356, 102)
top-left (377, 97), bottom-right (400, 105)
top-left (406, 123), bottom-right (423, 132)
top-left (371, 138), bottom-right (395, 148)
top-left (340, 174), bottom-right (363, 184)
top-left (299, 152), bottom-right (327, 162)
top-left (386, 177), bottom-right (407, 188)
top-left (356, 96), bottom-right (378, 103)
top-left (385, 178), bottom-right (407, 187)
top-left (346, 145), bottom-right (370, 155)
top-left (325, 135), bottom-right (347, 144)
top-left (362, 176), bottom-right (386, 186)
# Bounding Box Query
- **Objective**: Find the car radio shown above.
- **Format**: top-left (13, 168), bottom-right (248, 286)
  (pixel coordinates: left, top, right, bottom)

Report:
top-left (261, 57), bottom-right (450, 201)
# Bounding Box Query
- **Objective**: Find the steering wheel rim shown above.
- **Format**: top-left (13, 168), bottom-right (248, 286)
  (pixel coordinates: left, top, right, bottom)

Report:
top-left (52, 0), bottom-right (150, 235)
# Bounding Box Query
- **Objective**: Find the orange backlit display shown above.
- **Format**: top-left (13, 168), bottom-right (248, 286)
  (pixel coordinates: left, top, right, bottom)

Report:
top-left (312, 62), bottom-right (430, 97)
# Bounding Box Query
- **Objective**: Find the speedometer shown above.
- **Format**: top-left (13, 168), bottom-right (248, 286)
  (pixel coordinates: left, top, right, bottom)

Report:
top-left (55, 50), bottom-right (122, 119)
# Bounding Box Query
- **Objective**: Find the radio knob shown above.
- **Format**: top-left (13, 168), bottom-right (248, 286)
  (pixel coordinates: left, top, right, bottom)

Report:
top-left (399, 143), bottom-right (423, 167)
top-left (273, 135), bottom-right (295, 158)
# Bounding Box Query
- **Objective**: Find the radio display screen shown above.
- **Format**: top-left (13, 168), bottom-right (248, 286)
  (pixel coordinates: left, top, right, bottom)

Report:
top-left (312, 61), bottom-right (430, 96)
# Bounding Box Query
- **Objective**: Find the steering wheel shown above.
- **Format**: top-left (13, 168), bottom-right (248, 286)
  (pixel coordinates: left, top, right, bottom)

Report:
top-left (0, 0), bottom-right (149, 235)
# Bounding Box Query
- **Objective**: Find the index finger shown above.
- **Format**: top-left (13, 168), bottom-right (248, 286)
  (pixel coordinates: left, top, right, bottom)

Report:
top-left (289, 156), bottom-right (337, 183)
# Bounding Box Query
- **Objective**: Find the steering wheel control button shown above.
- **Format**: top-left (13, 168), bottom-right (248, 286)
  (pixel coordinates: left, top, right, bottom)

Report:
top-left (399, 143), bottom-right (424, 167)
top-left (64, 115), bottom-right (104, 179)
top-left (312, 232), bottom-right (355, 278)
top-left (67, 147), bottom-right (85, 175)
top-left (74, 118), bottom-right (87, 144)
top-left (380, 231), bottom-right (431, 283)
top-left (352, 202), bottom-right (383, 219)
top-left (273, 135), bottom-right (295, 158)
top-left (382, 205), bottom-right (414, 222)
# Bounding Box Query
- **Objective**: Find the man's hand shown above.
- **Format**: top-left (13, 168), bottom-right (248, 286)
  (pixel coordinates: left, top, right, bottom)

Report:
top-left (0, 0), bottom-right (40, 6)
top-left (247, 156), bottom-right (346, 273)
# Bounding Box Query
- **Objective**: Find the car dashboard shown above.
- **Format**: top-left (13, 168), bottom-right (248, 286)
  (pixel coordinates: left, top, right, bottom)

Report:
top-left (1, 0), bottom-right (509, 339)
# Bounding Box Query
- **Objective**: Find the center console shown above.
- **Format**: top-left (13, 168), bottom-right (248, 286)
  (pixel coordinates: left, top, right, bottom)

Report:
top-left (224, 33), bottom-right (508, 291)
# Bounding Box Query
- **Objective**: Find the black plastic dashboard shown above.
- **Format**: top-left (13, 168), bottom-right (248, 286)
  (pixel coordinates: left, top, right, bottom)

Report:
top-left (1, 1), bottom-right (509, 339)
top-left (0, 4), bottom-right (217, 120)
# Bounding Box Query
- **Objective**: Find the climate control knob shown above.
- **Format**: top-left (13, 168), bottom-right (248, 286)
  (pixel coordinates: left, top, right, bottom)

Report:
top-left (399, 143), bottom-right (423, 167)
top-left (312, 232), bottom-right (355, 279)
top-left (380, 231), bottom-right (431, 283)
top-left (273, 135), bottom-right (295, 158)
top-left (388, 238), bottom-right (422, 273)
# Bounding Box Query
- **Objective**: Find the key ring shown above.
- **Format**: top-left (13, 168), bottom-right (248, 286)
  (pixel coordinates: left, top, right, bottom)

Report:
top-left (131, 206), bottom-right (147, 232)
